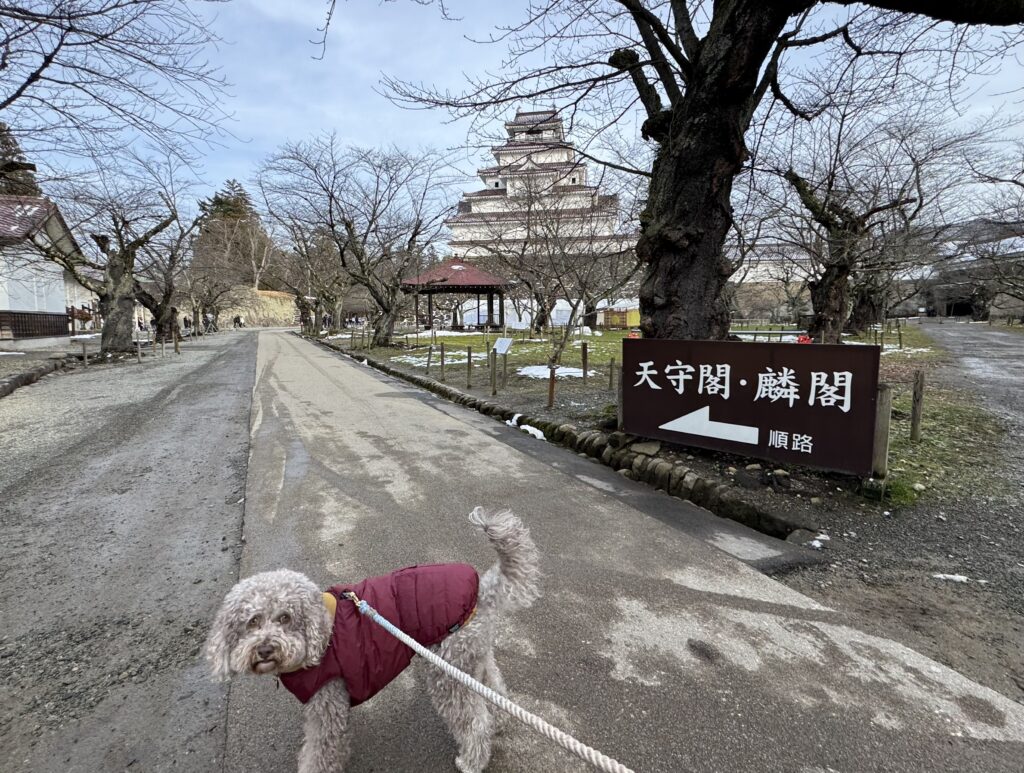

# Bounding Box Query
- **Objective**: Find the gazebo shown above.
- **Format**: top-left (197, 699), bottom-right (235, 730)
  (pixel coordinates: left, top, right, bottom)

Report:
top-left (401, 258), bottom-right (512, 330)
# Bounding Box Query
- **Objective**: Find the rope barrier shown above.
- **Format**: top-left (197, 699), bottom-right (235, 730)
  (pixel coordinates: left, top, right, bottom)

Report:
top-left (342, 592), bottom-right (635, 773)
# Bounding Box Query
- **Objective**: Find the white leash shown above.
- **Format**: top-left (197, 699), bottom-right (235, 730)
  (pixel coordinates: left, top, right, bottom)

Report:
top-left (342, 592), bottom-right (636, 773)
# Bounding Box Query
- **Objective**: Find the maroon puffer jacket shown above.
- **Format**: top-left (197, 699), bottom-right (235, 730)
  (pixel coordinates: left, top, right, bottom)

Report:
top-left (279, 563), bottom-right (479, 706)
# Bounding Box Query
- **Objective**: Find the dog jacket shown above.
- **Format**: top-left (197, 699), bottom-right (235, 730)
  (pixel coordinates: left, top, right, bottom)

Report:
top-left (279, 563), bottom-right (479, 706)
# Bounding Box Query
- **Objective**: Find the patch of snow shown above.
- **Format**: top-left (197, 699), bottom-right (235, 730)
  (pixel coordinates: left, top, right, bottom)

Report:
top-left (519, 424), bottom-right (546, 440)
top-left (815, 533), bottom-right (830, 541)
top-left (735, 333), bottom-right (800, 343)
top-left (325, 334), bottom-right (348, 340)
top-left (0, 351), bottom-right (27, 356)
top-left (70, 334), bottom-right (100, 339)
top-left (808, 540), bottom-right (824, 550)
top-left (451, 264), bottom-right (465, 270)
top-left (517, 365), bottom-right (596, 379)
top-left (319, 329), bottom-right (328, 336)
top-left (882, 346), bottom-right (931, 356)
top-left (932, 573), bottom-right (970, 583)
top-left (505, 413), bottom-right (522, 428)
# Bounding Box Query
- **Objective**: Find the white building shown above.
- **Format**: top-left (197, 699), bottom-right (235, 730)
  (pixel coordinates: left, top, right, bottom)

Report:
top-left (447, 109), bottom-right (630, 261)
top-left (0, 195), bottom-right (95, 347)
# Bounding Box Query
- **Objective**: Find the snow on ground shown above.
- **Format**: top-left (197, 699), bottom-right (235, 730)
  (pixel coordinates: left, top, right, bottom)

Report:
top-left (519, 424), bottom-right (546, 440)
top-left (931, 573), bottom-right (988, 584)
top-left (0, 351), bottom-right (27, 356)
top-left (70, 334), bottom-right (100, 340)
top-left (518, 365), bottom-right (595, 379)
top-left (505, 413), bottom-right (544, 439)
top-left (735, 334), bottom-right (799, 343)
top-left (882, 346), bottom-right (932, 356)
top-left (392, 354), bottom-right (468, 367)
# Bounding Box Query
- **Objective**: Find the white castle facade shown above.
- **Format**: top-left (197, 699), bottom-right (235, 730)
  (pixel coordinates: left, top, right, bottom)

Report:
top-left (447, 110), bottom-right (629, 258)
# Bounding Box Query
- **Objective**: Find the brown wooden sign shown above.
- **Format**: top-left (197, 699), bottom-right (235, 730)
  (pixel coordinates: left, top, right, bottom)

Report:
top-left (622, 339), bottom-right (881, 475)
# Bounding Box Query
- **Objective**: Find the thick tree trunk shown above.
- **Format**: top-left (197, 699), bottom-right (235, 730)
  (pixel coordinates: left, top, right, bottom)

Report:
top-left (637, 2), bottom-right (795, 340)
top-left (98, 293), bottom-right (137, 353)
top-left (98, 251), bottom-right (138, 353)
top-left (846, 280), bottom-right (886, 334)
top-left (372, 304), bottom-right (399, 347)
top-left (806, 263), bottom-right (851, 343)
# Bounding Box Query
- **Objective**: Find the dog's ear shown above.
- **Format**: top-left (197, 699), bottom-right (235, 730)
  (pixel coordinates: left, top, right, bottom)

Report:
top-left (301, 591), bottom-right (333, 664)
top-left (205, 598), bottom-right (240, 682)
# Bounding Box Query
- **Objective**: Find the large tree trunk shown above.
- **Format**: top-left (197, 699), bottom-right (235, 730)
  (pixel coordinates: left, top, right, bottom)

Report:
top-left (98, 251), bottom-right (138, 353)
top-left (372, 304), bottom-right (399, 347)
top-left (637, 2), bottom-right (794, 340)
top-left (846, 279), bottom-right (886, 334)
top-left (806, 263), bottom-right (851, 343)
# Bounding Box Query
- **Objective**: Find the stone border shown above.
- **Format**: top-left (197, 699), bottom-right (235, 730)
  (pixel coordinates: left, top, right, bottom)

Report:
top-left (0, 357), bottom-right (72, 400)
top-left (314, 337), bottom-right (818, 539)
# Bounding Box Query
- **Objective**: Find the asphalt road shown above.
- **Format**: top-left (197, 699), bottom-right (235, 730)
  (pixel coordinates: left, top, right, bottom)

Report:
top-left (2, 329), bottom-right (1023, 773)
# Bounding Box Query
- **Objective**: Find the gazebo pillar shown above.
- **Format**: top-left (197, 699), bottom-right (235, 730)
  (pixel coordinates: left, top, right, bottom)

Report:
top-left (486, 292), bottom-right (495, 327)
top-left (427, 292), bottom-right (433, 329)
top-left (498, 291), bottom-right (505, 328)
top-left (414, 293), bottom-right (420, 328)
top-left (476, 294), bottom-right (481, 329)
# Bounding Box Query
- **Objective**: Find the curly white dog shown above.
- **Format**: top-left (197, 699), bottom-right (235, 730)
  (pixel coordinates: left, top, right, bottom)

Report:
top-left (205, 508), bottom-right (540, 773)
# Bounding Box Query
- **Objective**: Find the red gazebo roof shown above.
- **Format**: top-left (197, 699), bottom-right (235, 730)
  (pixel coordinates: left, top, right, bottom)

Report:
top-left (402, 259), bottom-right (511, 294)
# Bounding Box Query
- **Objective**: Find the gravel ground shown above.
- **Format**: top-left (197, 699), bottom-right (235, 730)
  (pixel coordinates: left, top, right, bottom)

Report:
top-left (780, 321), bottom-right (1024, 705)
top-left (0, 333), bottom-right (255, 772)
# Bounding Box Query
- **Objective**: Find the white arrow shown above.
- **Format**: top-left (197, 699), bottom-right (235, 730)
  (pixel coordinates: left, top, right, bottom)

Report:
top-left (658, 406), bottom-right (759, 445)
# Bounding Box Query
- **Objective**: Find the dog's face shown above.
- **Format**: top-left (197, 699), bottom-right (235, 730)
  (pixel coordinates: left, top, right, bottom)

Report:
top-left (204, 569), bottom-right (332, 682)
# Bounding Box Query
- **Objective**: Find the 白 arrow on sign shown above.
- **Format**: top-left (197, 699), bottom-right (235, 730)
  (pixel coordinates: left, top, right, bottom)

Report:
top-left (658, 406), bottom-right (759, 445)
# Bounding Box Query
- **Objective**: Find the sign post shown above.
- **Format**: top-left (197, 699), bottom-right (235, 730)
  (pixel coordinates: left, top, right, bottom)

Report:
top-left (622, 339), bottom-right (880, 476)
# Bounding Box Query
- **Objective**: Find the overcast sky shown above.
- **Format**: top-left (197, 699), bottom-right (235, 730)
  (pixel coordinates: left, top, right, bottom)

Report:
top-left (196, 1), bottom-right (1024, 201)
top-left (199, 0), bottom-right (521, 194)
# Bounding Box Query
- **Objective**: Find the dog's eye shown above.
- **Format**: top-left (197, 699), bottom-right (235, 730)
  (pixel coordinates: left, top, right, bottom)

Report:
top-left (277, 613), bottom-right (291, 625)
top-left (246, 615), bottom-right (262, 630)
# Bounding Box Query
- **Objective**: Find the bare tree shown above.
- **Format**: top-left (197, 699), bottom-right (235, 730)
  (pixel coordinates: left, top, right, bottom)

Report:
top-left (965, 141), bottom-right (1024, 308)
top-left (0, 1), bottom-right (228, 158)
top-left (31, 152), bottom-right (191, 352)
top-left (370, 0), bottom-right (1024, 341)
top-left (772, 87), bottom-right (993, 342)
top-left (259, 134), bottom-right (453, 345)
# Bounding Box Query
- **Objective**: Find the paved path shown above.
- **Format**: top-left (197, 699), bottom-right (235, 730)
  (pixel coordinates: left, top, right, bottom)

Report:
top-left (920, 319), bottom-right (1024, 427)
top-left (224, 332), bottom-right (1024, 773)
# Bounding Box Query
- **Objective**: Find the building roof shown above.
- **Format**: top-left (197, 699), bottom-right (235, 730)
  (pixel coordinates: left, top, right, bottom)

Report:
top-left (401, 258), bottom-right (512, 293)
top-left (506, 110), bottom-right (559, 126)
top-left (0, 195), bottom-right (55, 246)
top-left (446, 198), bottom-right (619, 225)
top-left (491, 141), bottom-right (573, 154)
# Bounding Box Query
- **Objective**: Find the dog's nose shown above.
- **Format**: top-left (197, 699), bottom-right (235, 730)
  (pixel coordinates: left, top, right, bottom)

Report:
top-left (256, 643), bottom-right (274, 660)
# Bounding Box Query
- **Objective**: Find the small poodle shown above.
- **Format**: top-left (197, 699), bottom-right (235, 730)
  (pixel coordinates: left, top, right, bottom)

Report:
top-left (205, 508), bottom-right (541, 773)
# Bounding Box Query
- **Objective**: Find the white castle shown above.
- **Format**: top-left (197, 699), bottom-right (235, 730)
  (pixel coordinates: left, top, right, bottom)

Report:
top-left (446, 109), bottom-right (628, 258)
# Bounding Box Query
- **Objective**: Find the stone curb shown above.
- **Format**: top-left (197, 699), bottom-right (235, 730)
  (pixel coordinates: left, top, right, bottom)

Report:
top-left (0, 358), bottom-right (71, 400)
top-left (313, 336), bottom-right (817, 538)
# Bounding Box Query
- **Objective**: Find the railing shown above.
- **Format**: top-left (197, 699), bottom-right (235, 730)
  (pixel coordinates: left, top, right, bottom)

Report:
top-left (0, 310), bottom-right (71, 339)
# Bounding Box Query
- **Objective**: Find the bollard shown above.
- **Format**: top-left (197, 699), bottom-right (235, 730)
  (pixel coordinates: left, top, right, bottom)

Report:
top-left (898, 324), bottom-right (903, 349)
top-left (501, 352), bottom-right (508, 389)
top-left (608, 357), bottom-right (615, 391)
top-left (581, 341), bottom-right (588, 386)
top-left (911, 370), bottom-right (925, 443)
top-left (136, 338), bottom-right (142, 364)
top-left (440, 342), bottom-right (446, 382)
top-left (161, 339), bottom-right (166, 358)
top-left (872, 383), bottom-right (893, 479)
top-left (490, 350), bottom-right (497, 397)
top-left (350, 331), bottom-right (356, 348)
top-left (81, 341), bottom-right (88, 366)
top-left (425, 345), bottom-right (433, 375)
top-left (466, 346), bottom-right (472, 389)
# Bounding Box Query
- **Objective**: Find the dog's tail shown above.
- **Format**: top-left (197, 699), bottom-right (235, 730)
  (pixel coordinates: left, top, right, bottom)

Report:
top-left (469, 507), bottom-right (541, 613)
